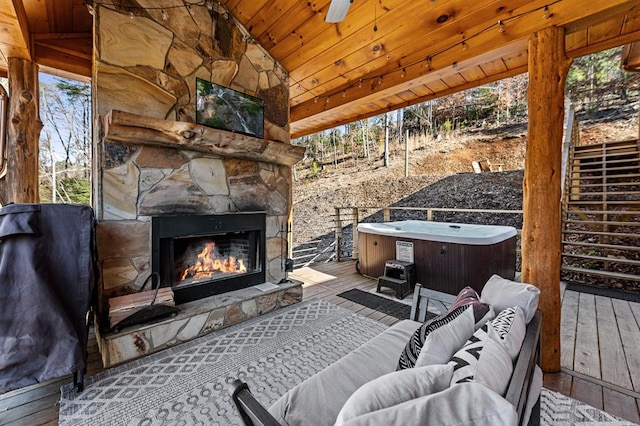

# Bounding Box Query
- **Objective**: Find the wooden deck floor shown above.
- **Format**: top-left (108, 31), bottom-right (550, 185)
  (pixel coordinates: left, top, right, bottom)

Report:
top-left (1, 260), bottom-right (639, 424)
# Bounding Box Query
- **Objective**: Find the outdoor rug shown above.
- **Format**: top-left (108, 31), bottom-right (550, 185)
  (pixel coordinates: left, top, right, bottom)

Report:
top-left (541, 388), bottom-right (638, 425)
top-left (59, 300), bottom-right (387, 425)
top-left (336, 288), bottom-right (436, 320)
top-left (58, 299), bottom-right (637, 426)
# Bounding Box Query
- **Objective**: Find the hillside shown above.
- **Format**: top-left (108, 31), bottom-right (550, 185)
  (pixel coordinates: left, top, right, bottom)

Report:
top-left (291, 115), bottom-right (639, 253)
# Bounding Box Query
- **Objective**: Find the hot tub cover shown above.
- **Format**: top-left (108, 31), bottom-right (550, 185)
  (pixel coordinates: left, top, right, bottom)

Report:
top-left (0, 203), bottom-right (96, 393)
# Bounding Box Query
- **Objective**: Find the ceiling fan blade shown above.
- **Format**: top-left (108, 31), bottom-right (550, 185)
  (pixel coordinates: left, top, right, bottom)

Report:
top-left (325, 0), bottom-right (353, 23)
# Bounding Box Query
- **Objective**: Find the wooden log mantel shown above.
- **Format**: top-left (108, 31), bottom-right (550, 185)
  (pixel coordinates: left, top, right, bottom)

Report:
top-left (103, 110), bottom-right (306, 166)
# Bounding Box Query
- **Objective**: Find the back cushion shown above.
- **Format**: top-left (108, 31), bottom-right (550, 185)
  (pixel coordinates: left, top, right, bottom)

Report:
top-left (480, 275), bottom-right (540, 323)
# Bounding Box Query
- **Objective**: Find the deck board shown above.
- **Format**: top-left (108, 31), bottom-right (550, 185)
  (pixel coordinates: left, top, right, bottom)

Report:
top-left (595, 295), bottom-right (632, 389)
top-left (560, 289), bottom-right (579, 370)
top-left (3, 260), bottom-right (640, 424)
top-left (603, 387), bottom-right (640, 423)
top-left (573, 293), bottom-right (601, 379)
top-left (571, 376), bottom-right (604, 410)
top-left (624, 300), bottom-right (640, 393)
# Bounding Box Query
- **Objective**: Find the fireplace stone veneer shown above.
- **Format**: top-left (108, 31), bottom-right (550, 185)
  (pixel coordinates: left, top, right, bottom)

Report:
top-left (94, 116), bottom-right (304, 367)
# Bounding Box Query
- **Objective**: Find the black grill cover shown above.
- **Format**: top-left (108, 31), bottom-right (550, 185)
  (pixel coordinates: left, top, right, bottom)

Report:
top-left (0, 203), bottom-right (96, 393)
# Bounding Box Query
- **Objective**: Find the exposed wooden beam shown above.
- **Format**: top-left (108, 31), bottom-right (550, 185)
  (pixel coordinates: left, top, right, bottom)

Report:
top-left (290, 38), bottom-right (528, 123)
top-left (568, 28), bottom-right (640, 59)
top-left (564, 1), bottom-right (640, 34)
top-left (522, 26), bottom-right (572, 373)
top-left (291, 65), bottom-right (528, 138)
top-left (289, 0), bottom-right (533, 105)
top-left (34, 43), bottom-right (92, 79)
top-left (0, 0), bottom-right (32, 61)
top-left (289, 0), bottom-right (632, 108)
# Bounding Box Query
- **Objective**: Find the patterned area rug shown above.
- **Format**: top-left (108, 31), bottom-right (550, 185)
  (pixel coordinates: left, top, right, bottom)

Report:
top-left (59, 300), bottom-right (636, 425)
top-left (541, 389), bottom-right (638, 425)
top-left (59, 301), bottom-right (387, 425)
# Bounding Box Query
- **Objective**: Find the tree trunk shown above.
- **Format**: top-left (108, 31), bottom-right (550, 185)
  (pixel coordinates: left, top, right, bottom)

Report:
top-left (522, 26), bottom-right (572, 373)
top-left (0, 58), bottom-right (42, 205)
top-left (384, 113), bottom-right (389, 167)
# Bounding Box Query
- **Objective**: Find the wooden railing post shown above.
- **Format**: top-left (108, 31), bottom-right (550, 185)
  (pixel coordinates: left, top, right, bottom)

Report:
top-left (352, 207), bottom-right (359, 259)
top-left (335, 207), bottom-right (343, 261)
top-left (383, 208), bottom-right (390, 222)
top-left (426, 209), bottom-right (434, 221)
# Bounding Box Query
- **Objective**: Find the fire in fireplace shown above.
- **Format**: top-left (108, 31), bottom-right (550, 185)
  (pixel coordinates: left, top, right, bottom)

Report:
top-left (152, 213), bottom-right (266, 304)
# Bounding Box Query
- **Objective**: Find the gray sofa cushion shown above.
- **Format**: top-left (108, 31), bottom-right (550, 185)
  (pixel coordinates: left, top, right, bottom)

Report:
top-left (268, 320), bottom-right (421, 426)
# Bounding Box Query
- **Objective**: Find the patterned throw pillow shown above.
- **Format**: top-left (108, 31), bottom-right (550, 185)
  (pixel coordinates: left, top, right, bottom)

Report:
top-left (397, 305), bottom-right (473, 370)
top-left (449, 324), bottom-right (514, 397)
top-left (397, 286), bottom-right (493, 370)
top-left (488, 306), bottom-right (526, 360)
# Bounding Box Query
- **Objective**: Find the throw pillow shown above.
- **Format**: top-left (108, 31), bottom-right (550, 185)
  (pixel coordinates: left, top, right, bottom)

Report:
top-left (449, 325), bottom-right (514, 396)
top-left (397, 304), bottom-right (475, 370)
top-left (414, 306), bottom-right (476, 368)
top-left (480, 274), bottom-right (540, 323)
top-left (338, 382), bottom-right (518, 426)
top-left (488, 306), bottom-right (526, 360)
top-left (335, 363), bottom-right (453, 425)
top-left (448, 286), bottom-right (495, 330)
top-left (449, 286), bottom-right (492, 325)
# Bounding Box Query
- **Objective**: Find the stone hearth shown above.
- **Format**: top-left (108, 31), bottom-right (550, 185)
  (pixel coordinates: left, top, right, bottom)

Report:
top-left (98, 280), bottom-right (301, 366)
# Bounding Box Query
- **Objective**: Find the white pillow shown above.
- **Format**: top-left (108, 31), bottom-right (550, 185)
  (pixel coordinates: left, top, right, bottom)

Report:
top-left (338, 382), bottom-right (518, 426)
top-left (449, 327), bottom-right (514, 397)
top-left (335, 363), bottom-right (453, 425)
top-left (414, 306), bottom-right (475, 368)
top-left (480, 274), bottom-right (540, 323)
top-left (487, 306), bottom-right (526, 360)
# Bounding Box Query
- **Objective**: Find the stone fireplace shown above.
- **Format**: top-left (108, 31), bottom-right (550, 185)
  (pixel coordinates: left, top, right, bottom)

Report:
top-left (91, 3), bottom-right (305, 366)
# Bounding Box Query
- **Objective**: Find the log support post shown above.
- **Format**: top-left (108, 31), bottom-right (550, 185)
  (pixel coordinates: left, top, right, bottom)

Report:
top-left (522, 26), bottom-right (572, 373)
top-left (0, 58), bottom-right (42, 204)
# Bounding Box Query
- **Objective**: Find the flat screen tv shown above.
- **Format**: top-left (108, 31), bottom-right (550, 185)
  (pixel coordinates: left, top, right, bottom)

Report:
top-left (195, 78), bottom-right (264, 138)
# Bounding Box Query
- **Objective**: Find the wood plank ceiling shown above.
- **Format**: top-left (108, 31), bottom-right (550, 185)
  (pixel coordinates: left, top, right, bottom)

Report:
top-left (0, 0), bottom-right (92, 81)
top-left (1, 0), bottom-right (640, 138)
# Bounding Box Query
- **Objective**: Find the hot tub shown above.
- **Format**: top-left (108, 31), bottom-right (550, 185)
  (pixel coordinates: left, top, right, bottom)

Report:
top-left (357, 220), bottom-right (517, 295)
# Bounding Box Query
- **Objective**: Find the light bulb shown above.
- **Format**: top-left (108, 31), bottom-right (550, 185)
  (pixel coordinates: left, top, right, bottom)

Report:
top-left (161, 9), bottom-right (168, 21)
top-left (462, 41), bottom-right (468, 52)
top-left (542, 6), bottom-right (550, 19)
top-left (129, 10), bottom-right (135, 20)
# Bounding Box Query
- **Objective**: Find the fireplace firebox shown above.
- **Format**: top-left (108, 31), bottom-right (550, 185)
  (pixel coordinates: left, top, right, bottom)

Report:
top-left (151, 213), bottom-right (266, 304)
